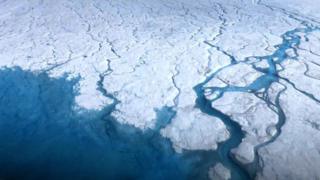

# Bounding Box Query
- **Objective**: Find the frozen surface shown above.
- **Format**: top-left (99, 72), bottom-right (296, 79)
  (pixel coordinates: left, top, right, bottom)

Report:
top-left (1, 0), bottom-right (320, 179)
top-left (161, 107), bottom-right (229, 152)
top-left (209, 163), bottom-right (231, 180)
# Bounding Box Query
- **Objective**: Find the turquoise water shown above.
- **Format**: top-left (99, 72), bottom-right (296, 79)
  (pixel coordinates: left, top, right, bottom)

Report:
top-left (193, 88), bottom-right (250, 180)
top-left (197, 18), bottom-right (319, 179)
top-left (0, 67), bottom-right (212, 180)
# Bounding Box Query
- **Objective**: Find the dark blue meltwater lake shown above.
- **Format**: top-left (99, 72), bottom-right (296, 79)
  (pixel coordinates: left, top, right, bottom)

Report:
top-left (0, 67), bottom-right (220, 180)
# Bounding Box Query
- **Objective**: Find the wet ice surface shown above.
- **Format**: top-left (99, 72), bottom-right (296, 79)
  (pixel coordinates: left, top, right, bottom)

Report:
top-left (1, 0), bottom-right (320, 179)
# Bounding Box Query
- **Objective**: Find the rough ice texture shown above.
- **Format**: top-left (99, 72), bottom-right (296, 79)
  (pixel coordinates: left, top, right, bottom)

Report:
top-left (257, 83), bottom-right (320, 180)
top-left (212, 92), bottom-right (278, 164)
top-left (1, 0), bottom-right (320, 179)
top-left (205, 63), bottom-right (263, 88)
top-left (161, 107), bottom-right (229, 152)
top-left (262, 0), bottom-right (320, 19)
top-left (0, 0), bottom-right (297, 127)
top-left (208, 163), bottom-right (231, 180)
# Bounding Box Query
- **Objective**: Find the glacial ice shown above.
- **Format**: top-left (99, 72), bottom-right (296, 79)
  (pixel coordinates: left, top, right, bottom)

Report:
top-left (161, 106), bottom-right (229, 152)
top-left (1, 0), bottom-right (320, 179)
top-left (208, 163), bottom-right (231, 180)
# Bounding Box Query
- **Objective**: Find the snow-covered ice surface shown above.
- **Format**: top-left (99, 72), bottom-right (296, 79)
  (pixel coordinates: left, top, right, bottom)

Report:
top-left (0, 0), bottom-right (320, 179)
